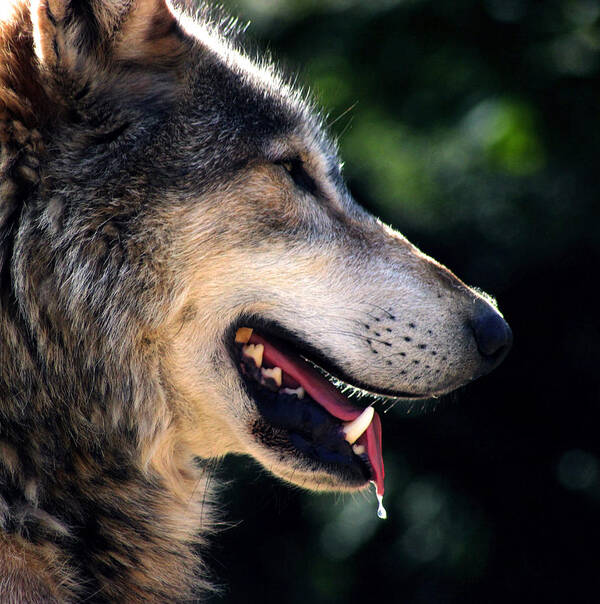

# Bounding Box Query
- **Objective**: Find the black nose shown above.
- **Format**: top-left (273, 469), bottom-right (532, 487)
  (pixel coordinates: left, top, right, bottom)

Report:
top-left (470, 304), bottom-right (513, 361)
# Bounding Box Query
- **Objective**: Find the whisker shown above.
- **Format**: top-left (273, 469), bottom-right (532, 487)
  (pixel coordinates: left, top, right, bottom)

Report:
top-left (327, 101), bottom-right (358, 129)
top-left (337, 114), bottom-right (354, 141)
top-left (316, 328), bottom-right (394, 348)
top-left (357, 302), bottom-right (396, 319)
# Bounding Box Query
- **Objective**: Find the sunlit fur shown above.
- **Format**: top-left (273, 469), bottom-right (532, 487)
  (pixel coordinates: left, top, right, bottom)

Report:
top-left (0, 1), bottom-right (507, 600)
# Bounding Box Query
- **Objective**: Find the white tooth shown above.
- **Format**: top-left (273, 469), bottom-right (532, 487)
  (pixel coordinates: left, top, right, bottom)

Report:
top-left (261, 366), bottom-right (282, 387)
top-left (235, 327), bottom-right (253, 344)
top-left (342, 406), bottom-right (374, 445)
top-left (352, 443), bottom-right (365, 456)
top-left (281, 387), bottom-right (305, 399)
top-left (242, 343), bottom-right (264, 368)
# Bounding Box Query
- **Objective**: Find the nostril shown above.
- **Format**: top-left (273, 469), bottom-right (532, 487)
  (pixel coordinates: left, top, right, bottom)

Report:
top-left (471, 308), bottom-right (513, 359)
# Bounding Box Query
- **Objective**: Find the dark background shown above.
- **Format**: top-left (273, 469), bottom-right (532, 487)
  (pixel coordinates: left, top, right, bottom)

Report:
top-left (205, 1), bottom-right (600, 602)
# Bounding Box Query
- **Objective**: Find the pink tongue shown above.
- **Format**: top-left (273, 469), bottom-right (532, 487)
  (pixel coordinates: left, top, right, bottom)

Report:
top-left (359, 411), bottom-right (384, 497)
top-left (249, 333), bottom-right (385, 497)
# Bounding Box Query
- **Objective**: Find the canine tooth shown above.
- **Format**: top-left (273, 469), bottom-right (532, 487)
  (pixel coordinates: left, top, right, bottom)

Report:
top-left (235, 327), bottom-right (253, 344)
top-left (242, 343), bottom-right (263, 368)
top-left (342, 406), bottom-right (374, 445)
top-left (352, 443), bottom-right (365, 456)
top-left (261, 366), bottom-right (282, 387)
top-left (281, 387), bottom-right (305, 399)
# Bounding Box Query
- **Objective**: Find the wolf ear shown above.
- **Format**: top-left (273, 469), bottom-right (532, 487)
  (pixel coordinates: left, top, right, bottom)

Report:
top-left (31, 0), bottom-right (184, 74)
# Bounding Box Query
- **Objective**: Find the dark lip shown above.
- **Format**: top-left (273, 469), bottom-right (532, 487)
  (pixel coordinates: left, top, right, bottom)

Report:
top-left (224, 315), bottom-right (431, 404)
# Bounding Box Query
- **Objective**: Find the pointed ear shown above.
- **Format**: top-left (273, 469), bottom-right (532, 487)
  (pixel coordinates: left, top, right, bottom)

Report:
top-left (31, 0), bottom-right (184, 74)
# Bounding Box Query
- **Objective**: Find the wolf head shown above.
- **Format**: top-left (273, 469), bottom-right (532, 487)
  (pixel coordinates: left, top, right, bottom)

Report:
top-left (1, 0), bottom-right (511, 505)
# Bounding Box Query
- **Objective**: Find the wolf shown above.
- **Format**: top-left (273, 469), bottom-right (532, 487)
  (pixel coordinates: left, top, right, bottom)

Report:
top-left (0, 0), bottom-right (512, 601)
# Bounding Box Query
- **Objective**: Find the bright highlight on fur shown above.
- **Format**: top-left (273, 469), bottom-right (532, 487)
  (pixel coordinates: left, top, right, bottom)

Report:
top-left (0, 0), bottom-right (511, 600)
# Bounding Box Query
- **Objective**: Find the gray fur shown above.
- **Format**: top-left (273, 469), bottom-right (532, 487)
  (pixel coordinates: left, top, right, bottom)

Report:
top-left (0, 1), bottom-right (510, 601)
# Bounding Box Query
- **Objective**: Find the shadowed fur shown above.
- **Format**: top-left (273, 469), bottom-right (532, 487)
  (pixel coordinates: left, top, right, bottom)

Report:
top-left (0, 0), bottom-right (511, 601)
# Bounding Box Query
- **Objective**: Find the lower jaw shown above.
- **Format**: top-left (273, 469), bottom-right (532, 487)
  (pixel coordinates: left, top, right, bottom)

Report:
top-left (250, 424), bottom-right (371, 491)
top-left (244, 381), bottom-right (372, 488)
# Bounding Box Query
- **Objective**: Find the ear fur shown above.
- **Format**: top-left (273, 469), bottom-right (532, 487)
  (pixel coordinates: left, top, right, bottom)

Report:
top-left (0, 0), bottom-right (188, 280)
top-left (26, 0), bottom-right (189, 150)
top-left (31, 0), bottom-right (185, 76)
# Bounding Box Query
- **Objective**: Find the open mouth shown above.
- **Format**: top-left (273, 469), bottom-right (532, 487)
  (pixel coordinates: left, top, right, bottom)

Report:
top-left (233, 325), bottom-right (390, 518)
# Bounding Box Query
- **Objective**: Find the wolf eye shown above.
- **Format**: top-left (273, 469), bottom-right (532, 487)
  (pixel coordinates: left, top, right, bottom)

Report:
top-left (276, 158), bottom-right (318, 196)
